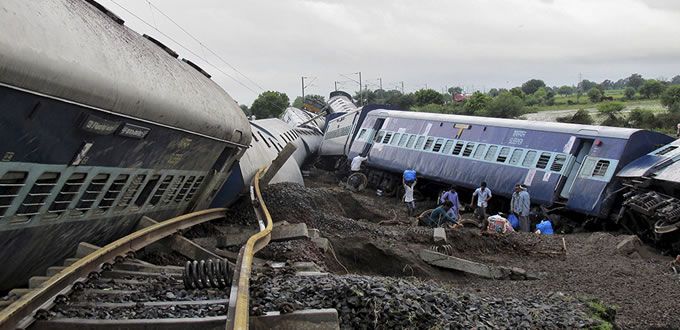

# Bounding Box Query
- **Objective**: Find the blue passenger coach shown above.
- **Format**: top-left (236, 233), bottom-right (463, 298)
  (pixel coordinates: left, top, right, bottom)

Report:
top-left (348, 110), bottom-right (673, 217)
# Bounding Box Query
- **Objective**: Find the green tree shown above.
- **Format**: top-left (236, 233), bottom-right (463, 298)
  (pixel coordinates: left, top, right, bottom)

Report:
top-left (463, 91), bottom-right (491, 115)
top-left (557, 85), bottom-right (575, 96)
top-left (597, 102), bottom-right (626, 127)
top-left (293, 94), bottom-right (326, 109)
top-left (414, 89), bottom-right (444, 106)
top-left (239, 104), bottom-right (250, 116)
top-left (448, 86), bottom-right (463, 94)
top-left (627, 73), bottom-right (645, 90)
top-left (661, 85), bottom-right (680, 113)
top-left (521, 79), bottom-right (546, 95)
top-left (671, 75), bottom-right (680, 85)
top-left (578, 80), bottom-right (598, 93)
top-left (484, 92), bottom-right (524, 118)
top-left (509, 87), bottom-right (524, 99)
top-left (587, 87), bottom-right (603, 103)
top-left (639, 79), bottom-right (666, 99)
top-left (250, 91), bottom-right (290, 119)
top-left (488, 88), bottom-right (500, 97)
top-left (354, 89), bottom-right (377, 105)
top-left (556, 109), bottom-right (593, 125)
top-left (624, 87), bottom-right (636, 100)
top-left (627, 108), bottom-right (657, 129)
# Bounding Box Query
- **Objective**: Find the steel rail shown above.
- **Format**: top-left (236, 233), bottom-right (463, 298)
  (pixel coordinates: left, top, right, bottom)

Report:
top-left (0, 208), bottom-right (226, 330)
top-left (225, 168), bottom-right (273, 329)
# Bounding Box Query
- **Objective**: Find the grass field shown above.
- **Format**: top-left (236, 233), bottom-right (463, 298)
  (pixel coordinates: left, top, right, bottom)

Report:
top-left (530, 89), bottom-right (662, 112)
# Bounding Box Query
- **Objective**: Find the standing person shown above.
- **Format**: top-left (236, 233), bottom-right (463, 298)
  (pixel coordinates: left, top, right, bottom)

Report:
top-left (470, 181), bottom-right (492, 223)
top-left (511, 184), bottom-right (531, 232)
top-left (428, 201), bottom-right (456, 227)
top-left (439, 186), bottom-right (461, 222)
top-left (350, 154), bottom-right (368, 172)
top-left (403, 179), bottom-right (416, 217)
top-left (676, 122), bottom-right (680, 137)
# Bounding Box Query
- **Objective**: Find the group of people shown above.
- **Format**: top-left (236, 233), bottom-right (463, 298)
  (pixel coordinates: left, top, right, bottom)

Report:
top-left (405, 179), bottom-right (533, 232)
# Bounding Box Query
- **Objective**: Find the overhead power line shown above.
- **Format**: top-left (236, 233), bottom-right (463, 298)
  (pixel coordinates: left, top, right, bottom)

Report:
top-left (145, 0), bottom-right (266, 92)
top-left (108, 0), bottom-right (261, 96)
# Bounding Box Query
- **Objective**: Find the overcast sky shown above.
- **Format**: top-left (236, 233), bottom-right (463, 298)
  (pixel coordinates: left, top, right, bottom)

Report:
top-left (101, 0), bottom-right (680, 105)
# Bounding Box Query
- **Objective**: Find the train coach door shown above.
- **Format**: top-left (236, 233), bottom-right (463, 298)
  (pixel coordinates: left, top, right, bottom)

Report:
top-left (559, 139), bottom-right (593, 199)
top-left (361, 118), bottom-right (385, 156)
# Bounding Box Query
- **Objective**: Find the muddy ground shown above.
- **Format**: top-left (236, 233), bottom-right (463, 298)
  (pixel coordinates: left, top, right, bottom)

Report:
top-left (250, 169), bottom-right (680, 329)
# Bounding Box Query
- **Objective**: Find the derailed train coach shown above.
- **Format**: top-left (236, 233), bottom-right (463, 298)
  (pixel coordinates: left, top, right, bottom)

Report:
top-left (616, 139), bottom-right (680, 248)
top-left (0, 0), bottom-right (251, 289)
top-left (344, 110), bottom-right (673, 220)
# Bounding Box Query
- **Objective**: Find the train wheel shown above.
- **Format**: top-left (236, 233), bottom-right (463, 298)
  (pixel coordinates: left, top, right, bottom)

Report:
top-left (347, 173), bottom-right (368, 192)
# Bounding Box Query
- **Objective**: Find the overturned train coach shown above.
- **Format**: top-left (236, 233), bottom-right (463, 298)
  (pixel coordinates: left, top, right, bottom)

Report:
top-left (320, 106), bottom-right (679, 246)
top-left (0, 0), bottom-right (320, 290)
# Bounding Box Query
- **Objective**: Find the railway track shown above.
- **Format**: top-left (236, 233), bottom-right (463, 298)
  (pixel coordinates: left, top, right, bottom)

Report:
top-left (0, 168), bottom-right (273, 330)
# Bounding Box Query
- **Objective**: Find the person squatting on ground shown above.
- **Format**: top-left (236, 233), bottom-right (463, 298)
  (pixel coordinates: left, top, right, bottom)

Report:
top-left (350, 154), bottom-right (367, 172)
top-left (439, 186), bottom-right (461, 223)
top-left (471, 181), bottom-right (492, 226)
top-left (403, 179), bottom-right (416, 217)
top-left (427, 200), bottom-right (457, 227)
top-left (510, 184), bottom-right (531, 232)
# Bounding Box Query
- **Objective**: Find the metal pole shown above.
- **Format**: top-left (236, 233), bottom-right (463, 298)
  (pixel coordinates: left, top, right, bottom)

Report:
top-left (301, 76), bottom-right (305, 100)
top-left (379, 78), bottom-right (382, 90)
top-left (401, 81), bottom-right (404, 94)
top-left (334, 81), bottom-right (338, 91)
top-left (358, 72), bottom-right (362, 106)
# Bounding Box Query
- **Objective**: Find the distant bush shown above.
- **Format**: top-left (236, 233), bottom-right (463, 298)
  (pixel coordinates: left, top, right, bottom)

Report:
top-left (556, 109), bottom-right (593, 125)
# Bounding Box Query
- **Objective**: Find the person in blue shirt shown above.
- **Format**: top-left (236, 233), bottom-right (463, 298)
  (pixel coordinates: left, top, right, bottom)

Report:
top-left (428, 200), bottom-right (457, 227)
top-left (439, 186), bottom-right (461, 222)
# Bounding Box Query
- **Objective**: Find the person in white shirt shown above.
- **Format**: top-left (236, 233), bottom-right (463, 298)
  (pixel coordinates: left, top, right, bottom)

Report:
top-left (350, 154), bottom-right (368, 172)
top-left (470, 181), bottom-right (492, 222)
top-left (403, 179), bottom-right (416, 217)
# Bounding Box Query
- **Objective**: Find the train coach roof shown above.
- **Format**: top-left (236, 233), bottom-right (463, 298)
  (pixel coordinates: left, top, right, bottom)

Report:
top-left (369, 110), bottom-right (645, 139)
top-left (0, 0), bottom-right (249, 144)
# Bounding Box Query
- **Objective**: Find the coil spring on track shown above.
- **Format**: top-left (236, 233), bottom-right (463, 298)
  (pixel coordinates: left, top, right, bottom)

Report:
top-left (430, 244), bottom-right (454, 256)
top-left (183, 259), bottom-right (232, 289)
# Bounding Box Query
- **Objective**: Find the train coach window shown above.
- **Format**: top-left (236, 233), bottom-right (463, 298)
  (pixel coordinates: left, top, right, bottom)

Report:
top-left (357, 129), bottom-right (367, 141)
top-left (442, 140), bottom-right (454, 154)
top-left (117, 175), bottom-right (146, 209)
top-left (406, 135), bottom-right (416, 148)
top-left (374, 131), bottom-right (385, 143)
top-left (149, 175), bottom-right (173, 206)
top-left (164, 176), bottom-right (185, 205)
top-left (383, 132), bottom-right (393, 144)
top-left (72, 173), bottom-right (110, 216)
top-left (0, 171), bottom-right (28, 220)
top-left (415, 136), bottom-right (426, 150)
top-left (509, 149), bottom-right (523, 165)
top-left (185, 176), bottom-right (204, 201)
top-left (423, 137), bottom-right (435, 151)
top-left (483, 145), bottom-right (496, 161)
top-left (47, 173), bottom-right (87, 217)
top-left (592, 160), bottom-right (610, 177)
top-left (550, 154), bottom-right (567, 172)
top-left (279, 134), bottom-right (287, 143)
top-left (432, 139), bottom-right (444, 152)
top-left (462, 142), bottom-right (475, 157)
top-left (536, 152), bottom-right (552, 169)
top-left (497, 147), bottom-right (510, 163)
top-left (474, 144), bottom-right (487, 159)
top-left (15, 172), bottom-right (60, 221)
top-left (96, 174), bottom-right (129, 213)
top-left (654, 146), bottom-right (677, 155)
top-left (391, 133), bottom-right (401, 146)
top-left (522, 151), bottom-right (537, 167)
top-left (398, 134), bottom-right (409, 147)
top-left (452, 141), bottom-right (464, 155)
top-left (175, 176), bottom-right (196, 203)
top-left (134, 175), bottom-right (160, 207)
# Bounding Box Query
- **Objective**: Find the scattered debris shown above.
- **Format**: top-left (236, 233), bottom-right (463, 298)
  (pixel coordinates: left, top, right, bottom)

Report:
top-left (420, 249), bottom-right (537, 280)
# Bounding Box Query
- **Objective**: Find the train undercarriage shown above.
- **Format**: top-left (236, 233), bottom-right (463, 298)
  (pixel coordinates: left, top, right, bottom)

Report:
top-left (617, 186), bottom-right (680, 252)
